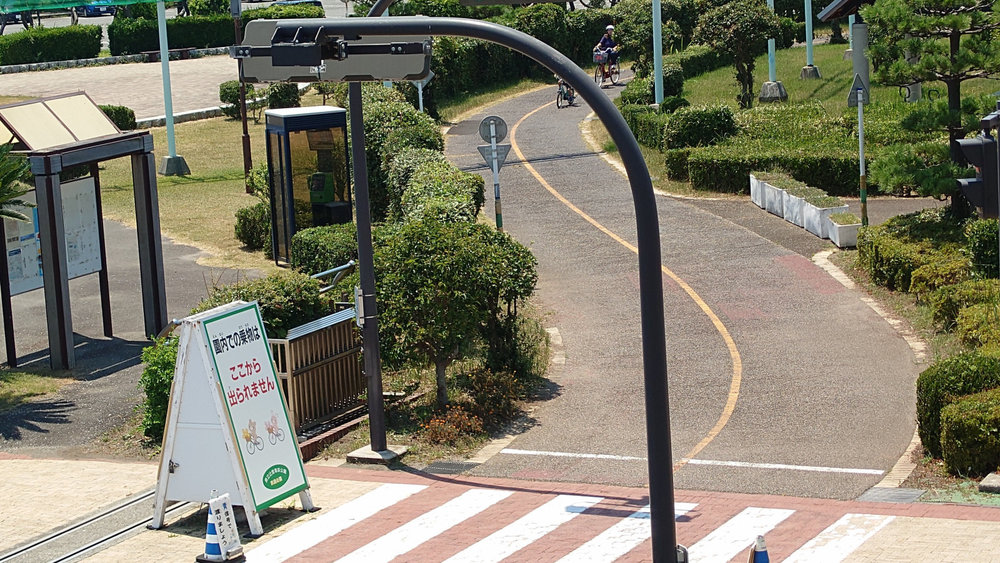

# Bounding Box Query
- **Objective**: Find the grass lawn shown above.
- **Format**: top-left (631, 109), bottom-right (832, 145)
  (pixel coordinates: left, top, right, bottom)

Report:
top-left (685, 42), bottom-right (1000, 114)
top-left (0, 370), bottom-right (74, 413)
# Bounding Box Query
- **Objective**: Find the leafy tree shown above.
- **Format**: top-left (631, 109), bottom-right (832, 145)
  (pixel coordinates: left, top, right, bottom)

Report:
top-left (861, 0), bottom-right (1000, 161)
top-left (0, 143), bottom-right (33, 222)
top-left (375, 219), bottom-right (536, 409)
top-left (611, 0), bottom-right (682, 77)
top-left (694, 0), bottom-right (781, 108)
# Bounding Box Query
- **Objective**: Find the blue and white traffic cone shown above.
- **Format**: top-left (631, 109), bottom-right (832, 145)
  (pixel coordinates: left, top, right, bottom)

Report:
top-left (195, 509), bottom-right (224, 562)
top-left (747, 534), bottom-right (769, 563)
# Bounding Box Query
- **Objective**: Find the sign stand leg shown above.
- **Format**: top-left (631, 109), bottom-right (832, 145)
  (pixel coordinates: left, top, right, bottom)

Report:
top-left (245, 507), bottom-right (264, 537)
top-left (299, 489), bottom-right (317, 512)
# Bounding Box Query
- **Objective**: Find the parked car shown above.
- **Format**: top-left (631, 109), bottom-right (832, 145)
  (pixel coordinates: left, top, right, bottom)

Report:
top-left (74, 1), bottom-right (115, 16)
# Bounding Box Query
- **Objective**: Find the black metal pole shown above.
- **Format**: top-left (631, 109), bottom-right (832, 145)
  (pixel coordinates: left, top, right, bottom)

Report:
top-left (232, 0), bottom-right (253, 193)
top-left (349, 82), bottom-right (388, 452)
top-left (289, 17), bottom-right (677, 559)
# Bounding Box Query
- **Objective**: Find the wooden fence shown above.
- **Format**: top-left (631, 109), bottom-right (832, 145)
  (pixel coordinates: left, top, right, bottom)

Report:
top-left (268, 307), bottom-right (364, 433)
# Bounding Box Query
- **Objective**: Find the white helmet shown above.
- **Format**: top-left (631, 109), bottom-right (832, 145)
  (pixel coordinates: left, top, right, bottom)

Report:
top-left (606, 25), bottom-right (615, 31)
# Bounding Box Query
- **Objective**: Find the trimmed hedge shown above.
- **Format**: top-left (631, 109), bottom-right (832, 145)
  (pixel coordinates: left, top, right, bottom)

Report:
top-left (928, 279), bottom-right (1000, 329)
top-left (109, 5), bottom-right (323, 56)
top-left (290, 223), bottom-right (359, 275)
top-left (916, 349), bottom-right (1000, 458)
top-left (99, 105), bottom-right (137, 131)
top-left (956, 303), bottom-right (1000, 348)
top-left (686, 146), bottom-right (857, 194)
top-left (966, 218), bottom-right (999, 279)
top-left (384, 148), bottom-right (449, 222)
top-left (234, 201), bottom-right (270, 251)
top-left (192, 271), bottom-right (332, 338)
top-left (856, 208), bottom-right (967, 292)
top-left (619, 77), bottom-right (654, 106)
top-left (663, 105), bottom-right (737, 149)
top-left (664, 148), bottom-right (691, 180)
top-left (401, 161), bottom-right (483, 223)
top-left (0, 25), bottom-right (101, 65)
top-left (908, 250), bottom-right (971, 296)
top-left (941, 388), bottom-right (1000, 476)
top-left (662, 44), bottom-right (732, 78)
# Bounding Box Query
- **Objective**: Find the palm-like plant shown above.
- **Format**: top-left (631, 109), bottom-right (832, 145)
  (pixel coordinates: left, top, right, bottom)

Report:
top-left (0, 142), bottom-right (33, 222)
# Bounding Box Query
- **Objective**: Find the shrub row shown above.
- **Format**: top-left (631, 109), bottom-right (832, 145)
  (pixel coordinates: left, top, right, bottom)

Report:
top-left (916, 349), bottom-right (1000, 459)
top-left (683, 145), bottom-right (858, 194)
top-left (0, 25), bottom-right (101, 65)
top-left (941, 387), bottom-right (1000, 476)
top-left (621, 104), bottom-right (735, 151)
top-left (109, 5), bottom-right (323, 56)
top-left (99, 104), bottom-right (137, 131)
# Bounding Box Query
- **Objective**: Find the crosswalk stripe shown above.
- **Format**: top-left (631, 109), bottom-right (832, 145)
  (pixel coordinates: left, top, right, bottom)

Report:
top-left (334, 488), bottom-right (513, 563)
top-left (443, 494), bottom-right (603, 563)
top-left (783, 513), bottom-right (895, 562)
top-left (555, 502), bottom-right (698, 562)
top-left (688, 507), bottom-right (795, 562)
top-left (244, 483), bottom-right (426, 562)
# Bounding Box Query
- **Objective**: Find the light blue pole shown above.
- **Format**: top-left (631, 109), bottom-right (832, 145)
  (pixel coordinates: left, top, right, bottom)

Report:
top-left (652, 0), bottom-right (663, 104)
top-left (848, 14), bottom-right (855, 50)
top-left (156, 0), bottom-right (176, 158)
top-left (767, 0), bottom-right (776, 82)
top-left (805, 0), bottom-right (814, 66)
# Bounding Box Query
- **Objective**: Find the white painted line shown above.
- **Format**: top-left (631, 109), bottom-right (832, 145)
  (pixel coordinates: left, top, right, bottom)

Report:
top-left (555, 502), bottom-right (697, 563)
top-left (443, 494), bottom-right (603, 563)
top-left (335, 488), bottom-right (513, 563)
top-left (500, 448), bottom-right (646, 462)
top-left (784, 513), bottom-right (894, 562)
top-left (244, 483), bottom-right (426, 562)
top-left (689, 507), bottom-right (794, 563)
top-left (682, 458), bottom-right (884, 475)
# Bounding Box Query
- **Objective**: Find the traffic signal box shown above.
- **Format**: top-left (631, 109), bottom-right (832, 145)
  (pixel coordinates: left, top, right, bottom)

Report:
top-left (957, 133), bottom-right (999, 218)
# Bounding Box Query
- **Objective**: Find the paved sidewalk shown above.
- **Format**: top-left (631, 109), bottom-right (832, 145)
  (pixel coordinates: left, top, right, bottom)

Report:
top-left (5, 456), bottom-right (1000, 562)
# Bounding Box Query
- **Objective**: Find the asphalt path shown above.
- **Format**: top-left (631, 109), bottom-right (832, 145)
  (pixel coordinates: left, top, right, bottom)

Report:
top-left (446, 79), bottom-right (922, 500)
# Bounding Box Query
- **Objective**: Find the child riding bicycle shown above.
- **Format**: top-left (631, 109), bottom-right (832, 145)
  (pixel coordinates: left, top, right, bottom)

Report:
top-left (594, 25), bottom-right (619, 80)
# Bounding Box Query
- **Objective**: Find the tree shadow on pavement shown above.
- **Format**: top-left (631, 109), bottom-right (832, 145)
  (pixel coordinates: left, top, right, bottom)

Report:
top-left (0, 398), bottom-right (73, 440)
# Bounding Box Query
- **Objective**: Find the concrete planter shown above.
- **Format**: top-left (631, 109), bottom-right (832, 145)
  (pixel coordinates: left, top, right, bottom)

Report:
top-left (750, 174), bottom-right (765, 208)
top-left (803, 202), bottom-right (849, 238)
top-left (763, 181), bottom-right (784, 216)
top-left (782, 191), bottom-right (806, 227)
top-left (827, 219), bottom-right (861, 248)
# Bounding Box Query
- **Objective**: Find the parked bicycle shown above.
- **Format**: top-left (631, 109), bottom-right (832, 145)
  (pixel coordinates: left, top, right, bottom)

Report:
top-left (556, 77), bottom-right (576, 108)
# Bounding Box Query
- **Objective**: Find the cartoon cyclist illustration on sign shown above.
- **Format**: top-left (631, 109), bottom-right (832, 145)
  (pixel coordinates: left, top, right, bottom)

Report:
top-left (265, 411), bottom-right (285, 445)
top-left (241, 419), bottom-right (264, 454)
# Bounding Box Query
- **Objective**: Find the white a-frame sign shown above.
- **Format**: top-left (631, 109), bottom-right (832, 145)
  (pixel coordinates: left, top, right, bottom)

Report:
top-left (151, 301), bottom-right (315, 535)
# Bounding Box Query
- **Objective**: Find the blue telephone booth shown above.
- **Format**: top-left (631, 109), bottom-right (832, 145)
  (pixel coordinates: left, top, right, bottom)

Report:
top-left (265, 106), bottom-right (352, 266)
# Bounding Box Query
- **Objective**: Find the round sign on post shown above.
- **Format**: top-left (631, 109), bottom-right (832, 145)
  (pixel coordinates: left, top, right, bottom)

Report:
top-left (479, 115), bottom-right (507, 143)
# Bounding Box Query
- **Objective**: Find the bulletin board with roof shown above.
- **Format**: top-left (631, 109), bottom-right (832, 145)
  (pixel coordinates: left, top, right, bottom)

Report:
top-left (0, 92), bottom-right (167, 370)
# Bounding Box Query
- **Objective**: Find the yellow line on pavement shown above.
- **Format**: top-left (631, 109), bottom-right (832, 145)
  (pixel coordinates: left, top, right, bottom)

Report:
top-left (509, 101), bottom-right (743, 473)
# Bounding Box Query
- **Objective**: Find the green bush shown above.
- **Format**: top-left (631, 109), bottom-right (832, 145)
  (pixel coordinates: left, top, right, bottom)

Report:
top-left (0, 25), bottom-right (102, 65)
top-left (686, 146), bottom-right (857, 194)
top-left (290, 223), bottom-right (359, 275)
top-left (956, 303), bottom-right (1000, 348)
top-left (109, 14), bottom-right (233, 55)
top-left (664, 148), bottom-right (691, 180)
top-left (192, 271), bottom-right (332, 338)
top-left (856, 208), bottom-right (967, 291)
top-left (916, 349), bottom-right (1000, 458)
top-left (138, 336), bottom-right (179, 440)
top-left (619, 77), bottom-right (654, 106)
top-left (458, 368), bottom-right (522, 426)
top-left (384, 148), bottom-right (449, 222)
top-left (241, 4), bottom-right (325, 26)
top-left (267, 82), bottom-right (301, 109)
top-left (664, 105), bottom-right (737, 149)
top-left (662, 44), bottom-right (732, 78)
top-left (189, 0), bottom-right (227, 15)
top-left (660, 96), bottom-right (691, 114)
top-left (966, 218), bottom-right (999, 279)
top-left (235, 201), bottom-right (270, 252)
top-left (218, 80), bottom-right (260, 120)
top-left (927, 279), bottom-right (1000, 329)
top-left (941, 388), bottom-right (1000, 476)
top-left (402, 161), bottom-right (483, 223)
top-left (660, 63), bottom-right (684, 98)
top-left (908, 251), bottom-right (970, 296)
top-left (631, 112), bottom-right (671, 150)
top-left (613, 0), bottom-right (682, 77)
top-left (99, 105), bottom-right (137, 131)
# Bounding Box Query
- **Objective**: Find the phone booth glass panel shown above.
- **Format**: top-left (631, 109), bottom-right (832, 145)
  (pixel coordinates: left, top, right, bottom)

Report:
top-left (265, 106), bottom-right (351, 265)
